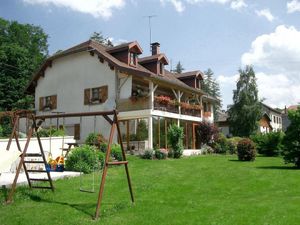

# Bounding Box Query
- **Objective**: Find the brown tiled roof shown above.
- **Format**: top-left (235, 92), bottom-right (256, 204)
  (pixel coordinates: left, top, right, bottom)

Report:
top-left (174, 70), bottom-right (204, 80)
top-left (26, 40), bottom-right (216, 102)
top-left (288, 105), bottom-right (299, 111)
top-left (106, 41), bottom-right (143, 54)
top-left (139, 54), bottom-right (169, 65)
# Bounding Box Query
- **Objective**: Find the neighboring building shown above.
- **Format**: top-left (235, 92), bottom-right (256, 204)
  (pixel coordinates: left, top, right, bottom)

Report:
top-left (282, 105), bottom-right (299, 131)
top-left (26, 40), bottom-right (217, 150)
top-left (216, 103), bottom-right (282, 136)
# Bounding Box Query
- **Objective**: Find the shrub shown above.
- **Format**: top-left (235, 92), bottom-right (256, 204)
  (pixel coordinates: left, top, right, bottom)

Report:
top-left (250, 132), bottom-right (284, 156)
top-left (167, 124), bottom-right (184, 159)
top-left (213, 133), bottom-right (229, 154)
top-left (227, 137), bottom-right (242, 154)
top-left (136, 120), bottom-right (148, 141)
top-left (201, 145), bottom-right (214, 155)
top-left (99, 142), bottom-right (108, 153)
top-left (0, 124), bottom-right (3, 137)
top-left (141, 149), bottom-right (154, 159)
top-left (196, 121), bottom-right (219, 146)
top-left (237, 138), bottom-right (256, 161)
top-left (85, 133), bottom-right (107, 146)
top-left (96, 151), bottom-right (105, 169)
top-left (34, 127), bottom-right (65, 137)
top-left (111, 144), bottom-right (123, 161)
top-left (65, 145), bottom-right (101, 174)
top-left (282, 107), bottom-right (300, 167)
top-left (155, 149), bottom-right (167, 160)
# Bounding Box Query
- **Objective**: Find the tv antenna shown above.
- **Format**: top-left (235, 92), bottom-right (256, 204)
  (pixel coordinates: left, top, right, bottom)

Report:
top-left (144, 15), bottom-right (157, 53)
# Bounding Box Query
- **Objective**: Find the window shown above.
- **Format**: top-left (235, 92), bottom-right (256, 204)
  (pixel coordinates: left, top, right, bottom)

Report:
top-left (129, 52), bottom-right (136, 66)
top-left (84, 85), bottom-right (108, 105)
top-left (39, 95), bottom-right (57, 111)
top-left (92, 88), bottom-right (100, 101)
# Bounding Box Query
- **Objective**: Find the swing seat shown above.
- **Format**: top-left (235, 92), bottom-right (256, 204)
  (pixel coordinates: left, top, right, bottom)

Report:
top-left (0, 149), bottom-right (21, 174)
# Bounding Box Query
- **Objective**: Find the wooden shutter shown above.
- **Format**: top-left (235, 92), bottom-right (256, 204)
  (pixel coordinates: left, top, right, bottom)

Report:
top-left (39, 97), bottom-right (44, 111)
top-left (74, 124), bottom-right (80, 140)
top-left (101, 85), bottom-right (108, 103)
top-left (50, 95), bottom-right (57, 109)
top-left (84, 88), bottom-right (90, 105)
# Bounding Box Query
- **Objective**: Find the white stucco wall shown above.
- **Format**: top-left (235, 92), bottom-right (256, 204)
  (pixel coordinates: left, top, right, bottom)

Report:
top-left (35, 52), bottom-right (117, 141)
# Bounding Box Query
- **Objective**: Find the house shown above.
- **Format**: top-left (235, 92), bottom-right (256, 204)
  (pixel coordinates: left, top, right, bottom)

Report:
top-left (216, 103), bottom-right (282, 136)
top-left (26, 40), bottom-right (217, 151)
top-left (282, 105), bottom-right (299, 131)
top-left (260, 103), bottom-right (282, 132)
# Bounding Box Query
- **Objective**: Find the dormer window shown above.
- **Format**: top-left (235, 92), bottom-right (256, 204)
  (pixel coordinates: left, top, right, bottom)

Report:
top-left (130, 52), bottom-right (137, 66)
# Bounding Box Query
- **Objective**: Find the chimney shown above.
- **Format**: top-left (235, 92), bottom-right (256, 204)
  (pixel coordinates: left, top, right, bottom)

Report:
top-left (284, 105), bottom-right (287, 114)
top-left (151, 42), bottom-right (160, 55)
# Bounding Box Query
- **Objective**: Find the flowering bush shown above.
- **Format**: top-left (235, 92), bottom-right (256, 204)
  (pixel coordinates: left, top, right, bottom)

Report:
top-left (154, 96), bottom-right (172, 105)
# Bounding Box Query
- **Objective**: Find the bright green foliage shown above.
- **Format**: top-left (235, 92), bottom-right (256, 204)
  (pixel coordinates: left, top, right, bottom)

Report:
top-left (228, 66), bottom-right (262, 137)
top-left (251, 131), bottom-right (285, 156)
top-left (283, 107), bottom-right (300, 167)
top-left (167, 124), bottom-right (184, 158)
top-left (0, 17), bottom-right (48, 111)
top-left (237, 138), bottom-right (256, 161)
top-left (213, 133), bottom-right (229, 154)
top-left (111, 144), bottom-right (123, 161)
top-left (227, 137), bottom-right (243, 154)
top-left (202, 68), bottom-right (222, 121)
top-left (136, 119), bottom-right (148, 141)
top-left (140, 149), bottom-right (153, 159)
top-left (0, 124), bottom-right (3, 137)
top-left (85, 133), bottom-right (107, 146)
top-left (34, 127), bottom-right (65, 137)
top-left (65, 145), bottom-right (102, 174)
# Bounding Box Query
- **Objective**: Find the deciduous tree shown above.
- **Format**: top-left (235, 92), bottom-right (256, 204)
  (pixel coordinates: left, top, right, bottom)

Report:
top-left (228, 66), bottom-right (261, 137)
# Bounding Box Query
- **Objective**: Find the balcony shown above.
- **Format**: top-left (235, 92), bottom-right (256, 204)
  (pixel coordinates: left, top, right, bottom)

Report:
top-left (153, 96), bottom-right (179, 114)
top-left (180, 102), bottom-right (202, 117)
top-left (117, 97), bottom-right (150, 112)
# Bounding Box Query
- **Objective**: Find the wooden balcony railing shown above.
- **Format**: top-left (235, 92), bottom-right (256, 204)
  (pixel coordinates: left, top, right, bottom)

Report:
top-left (153, 99), bottom-right (179, 114)
top-left (181, 108), bottom-right (201, 117)
top-left (117, 97), bottom-right (150, 112)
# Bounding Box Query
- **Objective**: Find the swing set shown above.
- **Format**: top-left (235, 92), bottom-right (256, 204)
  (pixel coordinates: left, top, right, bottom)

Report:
top-left (1, 109), bottom-right (134, 220)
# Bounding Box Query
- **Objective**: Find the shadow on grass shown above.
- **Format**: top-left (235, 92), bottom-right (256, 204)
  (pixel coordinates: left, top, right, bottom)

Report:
top-left (25, 192), bottom-right (128, 218)
top-left (256, 166), bottom-right (299, 170)
top-left (25, 192), bottom-right (96, 217)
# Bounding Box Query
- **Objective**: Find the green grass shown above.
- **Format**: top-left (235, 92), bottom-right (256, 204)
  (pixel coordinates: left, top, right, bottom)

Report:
top-left (1, 155), bottom-right (300, 225)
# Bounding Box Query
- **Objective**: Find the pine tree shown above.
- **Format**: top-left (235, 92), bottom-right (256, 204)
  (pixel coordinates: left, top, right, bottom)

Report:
top-left (228, 66), bottom-right (262, 137)
top-left (173, 61), bottom-right (184, 74)
top-left (90, 32), bottom-right (113, 47)
top-left (202, 68), bottom-right (222, 121)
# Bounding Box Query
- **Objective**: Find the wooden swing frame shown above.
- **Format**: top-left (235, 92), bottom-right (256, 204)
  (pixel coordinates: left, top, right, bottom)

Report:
top-left (3, 109), bottom-right (134, 220)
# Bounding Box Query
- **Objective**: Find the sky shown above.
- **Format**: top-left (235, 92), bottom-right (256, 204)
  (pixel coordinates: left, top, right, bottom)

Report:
top-left (0, 0), bottom-right (300, 109)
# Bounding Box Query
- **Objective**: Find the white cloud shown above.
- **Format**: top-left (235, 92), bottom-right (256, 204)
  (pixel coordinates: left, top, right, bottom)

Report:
top-left (218, 72), bottom-right (300, 108)
top-left (23, 0), bottom-right (125, 19)
top-left (161, 0), bottom-right (247, 12)
top-left (230, 0), bottom-right (247, 11)
top-left (242, 25), bottom-right (300, 76)
top-left (255, 8), bottom-right (275, 22)
top-left (161, 0), bottom-right (185, 12)
top-left (287, 0), bottom-right (300, 13)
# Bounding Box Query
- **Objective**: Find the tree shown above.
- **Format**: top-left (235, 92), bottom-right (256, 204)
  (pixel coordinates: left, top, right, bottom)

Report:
top-left (202, 68), bottom-right (222, 121)
top-left (228, 66), bottom-right (261, 137)
top-left (282, 106), bottom-right (300, 167)
top-left (173, 61), bottom-right (184, 74)
top-left (0, 17), bottom-right (48, 111)
top-left (90, 32), bottom-right (113, 47)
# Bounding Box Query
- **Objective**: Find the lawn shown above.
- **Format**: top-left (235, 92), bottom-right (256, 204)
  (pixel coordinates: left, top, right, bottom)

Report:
top-left (1, 155), bottom-right (300, 225)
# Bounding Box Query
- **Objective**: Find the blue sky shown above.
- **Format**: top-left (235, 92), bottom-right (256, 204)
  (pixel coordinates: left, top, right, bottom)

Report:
top-left (1, 0), bottom-right (300, 109)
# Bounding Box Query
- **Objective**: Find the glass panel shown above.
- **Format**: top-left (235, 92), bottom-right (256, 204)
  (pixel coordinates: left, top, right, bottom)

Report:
top-left (153, 116), bottom-right (159, 149)
top-left (160, 117), bottom-right (166, 149)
